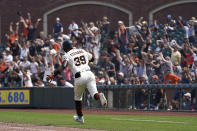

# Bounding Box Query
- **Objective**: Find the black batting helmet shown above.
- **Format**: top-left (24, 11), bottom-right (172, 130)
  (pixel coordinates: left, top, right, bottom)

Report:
top-left (63, 40), bottom-right (73, 52)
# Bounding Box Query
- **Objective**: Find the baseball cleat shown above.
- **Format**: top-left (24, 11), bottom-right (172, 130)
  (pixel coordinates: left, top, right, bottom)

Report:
top-left (73, 115), bottom-right (84, 124)
top-left (100, 93), bottom-right (107, 106)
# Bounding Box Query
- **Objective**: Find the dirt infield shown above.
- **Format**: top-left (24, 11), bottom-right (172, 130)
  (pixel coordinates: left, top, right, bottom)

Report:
top-left (0, 122), bottom-right (106, 131)
top-left (0, 109), bottom-right (197, 131)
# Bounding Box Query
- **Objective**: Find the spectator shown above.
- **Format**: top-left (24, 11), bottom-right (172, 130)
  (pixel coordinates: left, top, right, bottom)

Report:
top-left (92, 42), bottom-right (100, 65)
top-left (49, 39), bottom-right (61, 52)
top-left (133, 76), bottom-right (140, 84)
top-left (53, 17), bottom-right (63, 40)
top-left (182, 92), bottom-right (192, 110)
top-left (19, 12), bottom-right (33, 38)
top-left (136, 59), bottom-right (147, 79)
top-left (135, 88), bottom-right (148, 109)
top-left (173, 65), bottom-right (182, 78)
top-left (68, 20), bottom-right (79, 39)
top-left (117, 72), bottom-right (125, 85)
top-left (20, 17), bottom-right (41, 41)
top-left (10, 39), bottom-right (20, 57)
top-left (118, 21), bottom-right (129, 54)
top-left (34, 78), bottom-right (45, 87)
top-left (153, 88), bottom-right (168, 110)
top-left (18, 41), bottom-right (29, 60)
top-left (119, 55), bottom-right (132, 77)
top-left (96, 70), bottom-right (108, 85)
top-left (10, 65), bottom-right (23, 87)
top-left (160, 53), bottom-right (173, 76)
top-left (89, 22), bottom-right (99, 33)
top-left (166, 14), bottom-right (176, 30)
top-left (19, 56), bottom-right (30, 70)
top-left (64, 67), bottom-right (72, 83)
top-left (181, 68), bottom-right (192, 83)
top-left (163, 69), bottom-right (180, 84)
top-left (3, 47), bottom-right (13, 64)
top-left (0, 56), bottom-right (8, 86)
top-left (29, 41), bottom-right (37, 57)
top-left (22, 69), bottom-right (33, 87)
top-left (190, 57), bottom-right (197, 81)
top-left (43, 61), bottom-right (54, 83)
top-left (104, 57), bottom-right (116, 79)
top-left (30, 57), bottom-right (39, 76)
top-left (100, 16), bottom-right (110, 36)
top-left (181, 43), bottom-right (194, 68)
top-left (167, 42), bottom-right (181, 66)
top-left (150, 75), bottom-right (160, 84)
top-left (34, 38), bottom-right (44, 55)
top-left (164, 69), bottom-right (181, 110)
top-left (5, 22), bottom-right (19, 47)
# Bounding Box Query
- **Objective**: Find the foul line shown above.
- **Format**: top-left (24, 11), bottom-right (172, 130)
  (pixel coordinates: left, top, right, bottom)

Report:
top-left (0, 125), bottom-right (54, 131)
top-left (112, 118), bottom-right (185, 124)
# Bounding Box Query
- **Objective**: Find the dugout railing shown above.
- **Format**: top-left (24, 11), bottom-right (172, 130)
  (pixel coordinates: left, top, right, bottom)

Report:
top-left (82, 84), bottom-right (197, 111)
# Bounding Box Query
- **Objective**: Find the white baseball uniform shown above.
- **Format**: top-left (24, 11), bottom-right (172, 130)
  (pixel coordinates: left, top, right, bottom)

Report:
top-left (62, 48), bottom-right (98, 101)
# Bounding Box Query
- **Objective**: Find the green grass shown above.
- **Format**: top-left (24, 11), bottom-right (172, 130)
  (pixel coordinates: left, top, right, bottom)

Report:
top-left (0, 111), bottom-right (197, 131)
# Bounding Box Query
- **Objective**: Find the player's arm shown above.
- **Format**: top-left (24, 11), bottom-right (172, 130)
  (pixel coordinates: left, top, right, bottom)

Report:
top-left (53, 66), bottom-right (64, 77)
top-left (89, 55), bottom-right (94, 63)
top-left (87, 51), bottom-right (94, 63)
top-left (46, 60), bottom-right (68, 81)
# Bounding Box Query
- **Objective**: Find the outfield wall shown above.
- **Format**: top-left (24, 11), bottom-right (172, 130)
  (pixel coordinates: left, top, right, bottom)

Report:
top-left (0, 88), bottom-right (75, 109)
top-left (0, 85), bottom-right (196, 111)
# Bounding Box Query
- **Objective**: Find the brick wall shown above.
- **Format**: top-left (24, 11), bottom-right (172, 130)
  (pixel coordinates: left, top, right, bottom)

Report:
top-left (0, 0), bottom-right (197, 42)
top-left (47, 4), bottom-right (129, 35)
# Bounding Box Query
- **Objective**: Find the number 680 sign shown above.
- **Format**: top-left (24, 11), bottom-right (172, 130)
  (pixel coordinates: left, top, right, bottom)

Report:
top-left (0, 90), bottom-right (30, 105)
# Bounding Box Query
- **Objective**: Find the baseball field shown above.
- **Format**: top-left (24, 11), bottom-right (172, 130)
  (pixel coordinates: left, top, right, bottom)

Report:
top-left (0, 109), bottom-right (197, 131)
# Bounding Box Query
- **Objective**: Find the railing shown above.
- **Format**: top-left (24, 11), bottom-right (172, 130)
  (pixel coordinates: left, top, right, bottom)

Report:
top-left (82, 84), bottom-right (197, 111)
top-left (0, 84), bottom-right (196, 111)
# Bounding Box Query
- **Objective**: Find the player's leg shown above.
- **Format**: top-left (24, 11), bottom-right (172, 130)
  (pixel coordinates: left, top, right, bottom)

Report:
top-left (73, 101), bottom-right (84, 124)
top-left (73, 84), bottom-right (85, 123)
top-left (86, 79), bottom-right (107, 106)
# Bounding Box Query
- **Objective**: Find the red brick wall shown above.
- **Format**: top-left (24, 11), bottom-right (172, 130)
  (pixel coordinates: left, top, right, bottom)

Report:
top-left (47, 4), bottom-right (129, 35)
top-left (0, 0), bottom-right (197, 42)
top-left (154, 3), bottom-right (197, 23)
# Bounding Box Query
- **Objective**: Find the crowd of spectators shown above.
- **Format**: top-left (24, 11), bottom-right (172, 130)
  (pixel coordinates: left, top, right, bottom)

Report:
top-left (0, 12), bottom-right (197, 110)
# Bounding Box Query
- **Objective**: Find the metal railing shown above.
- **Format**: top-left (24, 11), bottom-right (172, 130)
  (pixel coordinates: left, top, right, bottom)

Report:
top-left (82, 84), bottom-right (197, 111)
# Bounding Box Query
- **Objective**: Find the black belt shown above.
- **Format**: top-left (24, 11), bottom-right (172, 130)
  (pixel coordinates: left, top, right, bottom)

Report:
top-left (75, 69), bottom-right (90, 78)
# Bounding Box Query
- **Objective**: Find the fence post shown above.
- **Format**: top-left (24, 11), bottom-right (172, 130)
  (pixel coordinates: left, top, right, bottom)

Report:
top-left (179, 88), bottom-right (182, 111)
top-left (108, 88), bottom-right (113, 108)
top-left (195, 87), bottom-right (197, 109)
top-left (132, 86), bottom-right (135, 110)
top-left (163, 88), bottom-right (166, 110)
top-left (147, 86), bottom-right (151, 110)
top-left (117, 86), bottom-right (120, 109)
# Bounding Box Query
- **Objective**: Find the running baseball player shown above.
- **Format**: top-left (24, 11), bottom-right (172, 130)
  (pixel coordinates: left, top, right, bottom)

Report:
top-left (47, 40), bottom-right (107, 124)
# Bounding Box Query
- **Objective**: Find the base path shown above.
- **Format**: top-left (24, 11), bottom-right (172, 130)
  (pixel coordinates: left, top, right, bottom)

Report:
top-left (0, 122), bottom-right (106, 131)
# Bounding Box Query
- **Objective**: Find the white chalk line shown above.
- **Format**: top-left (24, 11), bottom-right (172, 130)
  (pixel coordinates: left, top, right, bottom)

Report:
top-left (112, 118), bottom-right (185, 124)
top-left (0, 125), bottom-right (55, 131)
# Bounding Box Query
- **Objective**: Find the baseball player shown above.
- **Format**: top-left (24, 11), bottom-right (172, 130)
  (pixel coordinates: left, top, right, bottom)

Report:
top-left (47, 40), bottom-right (107, 124)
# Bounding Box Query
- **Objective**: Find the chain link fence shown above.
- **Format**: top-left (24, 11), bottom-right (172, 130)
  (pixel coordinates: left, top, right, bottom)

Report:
top-left (82, 84), bottom-right (197, 111)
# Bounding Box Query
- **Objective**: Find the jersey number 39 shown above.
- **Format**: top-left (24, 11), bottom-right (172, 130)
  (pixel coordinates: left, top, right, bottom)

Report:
top-left (74, 55), bottom-right (86, 66)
